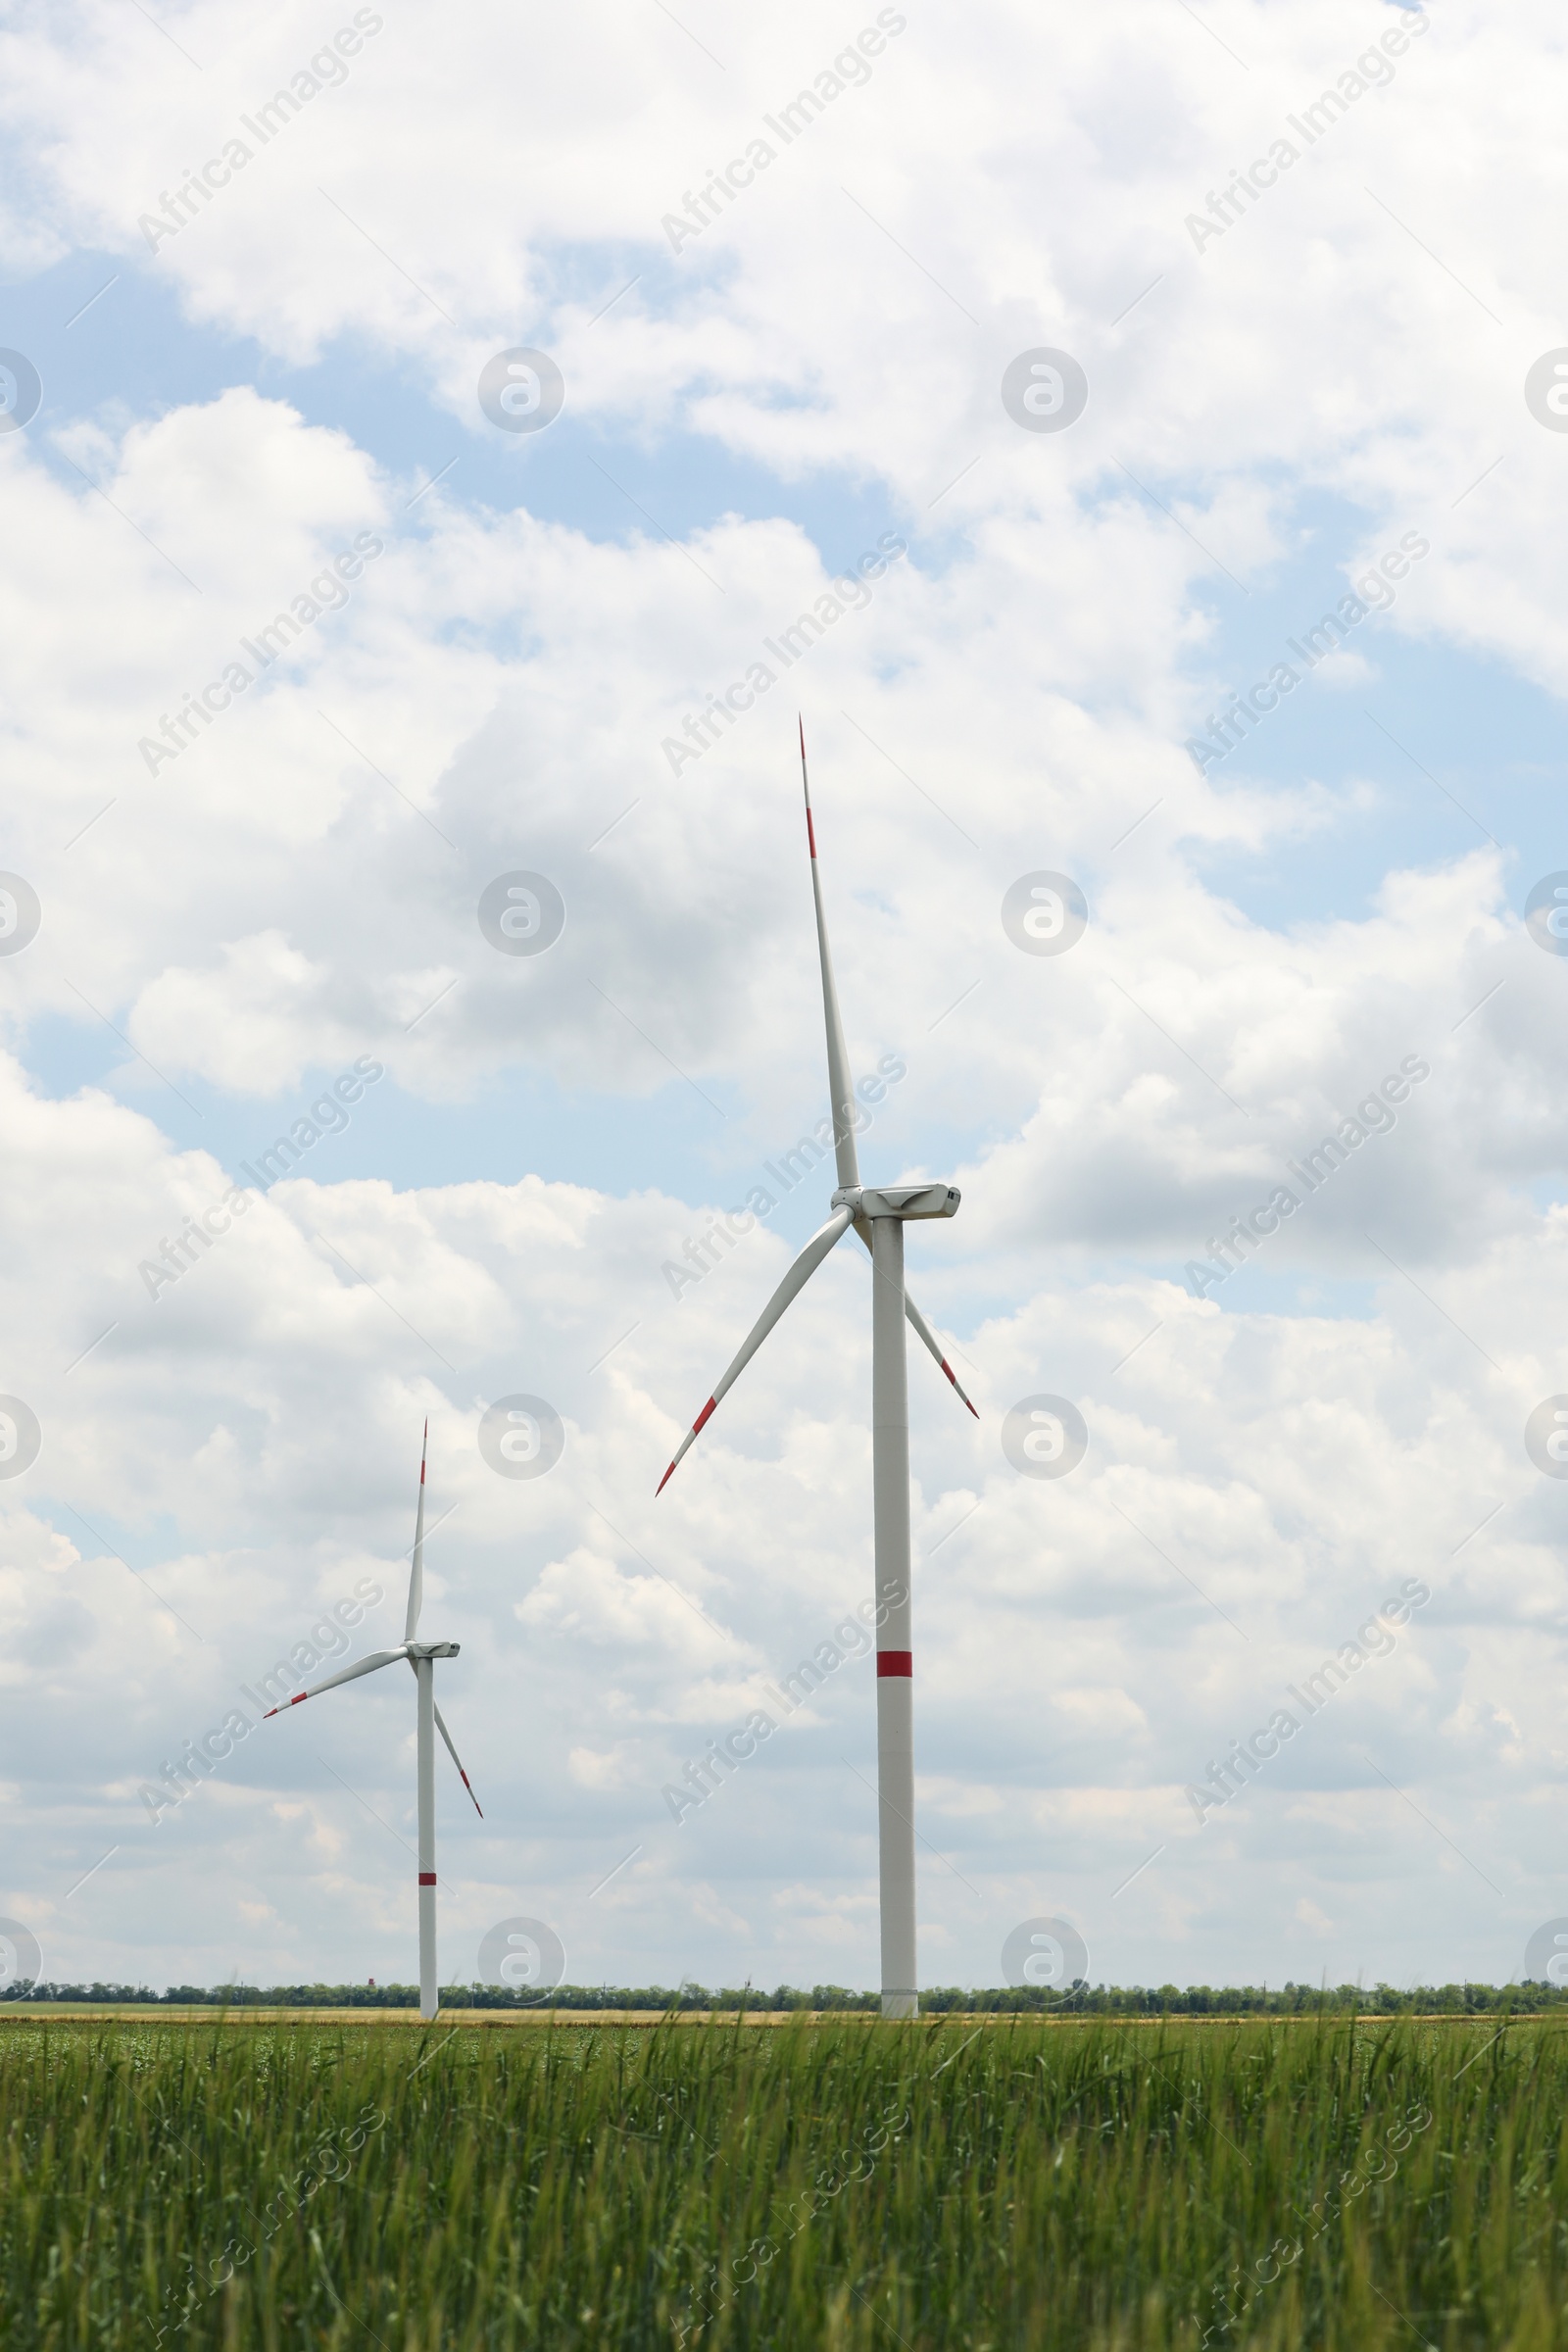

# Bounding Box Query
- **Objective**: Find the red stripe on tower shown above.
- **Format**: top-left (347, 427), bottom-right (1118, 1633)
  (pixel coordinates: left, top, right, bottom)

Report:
top-left (417, 1872), bottom-right (436, 1886)
top-left (876, 1650), bottom-right (912, 1677)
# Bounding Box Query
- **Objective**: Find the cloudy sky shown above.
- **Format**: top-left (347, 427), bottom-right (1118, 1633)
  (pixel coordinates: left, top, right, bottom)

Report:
top-left (2, 0), bottom-right (1567, 2000)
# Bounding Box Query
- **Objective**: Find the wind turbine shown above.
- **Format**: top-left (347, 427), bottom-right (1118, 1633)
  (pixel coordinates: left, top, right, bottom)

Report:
top-left (264, 1426), bottom-right (481, 2021)
top-left (657, 721), bottom-right (975, 2019)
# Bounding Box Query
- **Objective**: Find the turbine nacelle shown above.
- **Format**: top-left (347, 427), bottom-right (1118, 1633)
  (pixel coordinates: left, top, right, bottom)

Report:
top-left (407, 1641), bottom-right (461, 1660)
top-left (834, 1182), bottom-right (960, 1221)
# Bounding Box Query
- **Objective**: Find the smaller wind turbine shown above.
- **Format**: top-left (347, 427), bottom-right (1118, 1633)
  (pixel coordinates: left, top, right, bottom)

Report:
top-left (264, 1425), bottom-right (480, 2021)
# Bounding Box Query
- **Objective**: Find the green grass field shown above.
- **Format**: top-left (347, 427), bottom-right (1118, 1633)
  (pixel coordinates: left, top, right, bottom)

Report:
top-left (3, 2012), bottom-right (1567, 2348)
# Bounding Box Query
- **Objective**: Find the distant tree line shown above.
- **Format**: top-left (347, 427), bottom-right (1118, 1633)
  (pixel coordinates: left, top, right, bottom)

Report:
top-left (5, 1980), bottom-right (1568, 2015)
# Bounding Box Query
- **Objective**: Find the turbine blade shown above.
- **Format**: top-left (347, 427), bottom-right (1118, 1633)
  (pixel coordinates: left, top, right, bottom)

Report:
top-left (903, 1288), bottom-right (979, 1418)
top-left (657, 1204), bottom-right (855, 1494)
top-left (853, 1222), bottom-right (978, 1417)
top-left (263, 1645), bottom-right (411, 1715)
top-left (799, 719), bottom-right (861, 1193)
top-left (405, 1421), bottom-right (426, 1643)
top-left (433, 1699), bottom-right (483, 1817)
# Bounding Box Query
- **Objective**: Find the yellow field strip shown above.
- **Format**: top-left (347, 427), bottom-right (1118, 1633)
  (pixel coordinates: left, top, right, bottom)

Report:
top-left (1, 2006), bottom-right (1557, 2030)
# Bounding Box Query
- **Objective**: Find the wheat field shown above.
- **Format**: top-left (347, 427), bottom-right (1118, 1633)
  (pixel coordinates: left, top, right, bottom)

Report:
top-left (2, 2011), bottom-right (1564, 2348)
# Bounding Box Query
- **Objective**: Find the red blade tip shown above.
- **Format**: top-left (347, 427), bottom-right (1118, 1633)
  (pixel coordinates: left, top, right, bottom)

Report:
top-left (656, 1461), bottom-right (676, 1497)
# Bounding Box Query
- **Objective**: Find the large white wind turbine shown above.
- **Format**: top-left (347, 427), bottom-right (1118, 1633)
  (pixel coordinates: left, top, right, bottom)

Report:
top-left (265, 1426), bottom-right (481, 2021)
top-left (657, 721), bottom-right (975, 2019)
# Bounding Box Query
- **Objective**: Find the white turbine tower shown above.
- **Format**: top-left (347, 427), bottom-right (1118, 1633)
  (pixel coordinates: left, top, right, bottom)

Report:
top-left (265, 1425), bottom-right (481, 2021)
top-left (657, 721), bottom-right (975, 2019)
